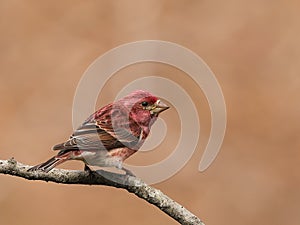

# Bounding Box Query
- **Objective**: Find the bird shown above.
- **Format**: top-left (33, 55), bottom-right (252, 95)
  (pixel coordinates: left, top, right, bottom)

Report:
top-left (28, 90), bottom-right (169, 175)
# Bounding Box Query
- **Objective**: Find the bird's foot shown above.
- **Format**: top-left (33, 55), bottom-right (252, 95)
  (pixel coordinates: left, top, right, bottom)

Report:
top-left (84, 164), bottom-right (93, 174)
top-left (122, 167), bottom-right (136, 177)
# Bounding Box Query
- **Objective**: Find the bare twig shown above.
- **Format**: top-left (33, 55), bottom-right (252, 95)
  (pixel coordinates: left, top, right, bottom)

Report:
top-left (0, 158), bottom-right (205, 225)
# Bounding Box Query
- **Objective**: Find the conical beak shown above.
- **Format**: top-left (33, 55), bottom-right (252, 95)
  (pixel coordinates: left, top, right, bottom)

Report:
top-left (151, 99), bottom-right (170, 115)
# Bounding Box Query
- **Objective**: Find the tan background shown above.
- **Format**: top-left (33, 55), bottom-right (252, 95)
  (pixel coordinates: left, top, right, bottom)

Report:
top-left (1, 1), bottom-right (300, 225)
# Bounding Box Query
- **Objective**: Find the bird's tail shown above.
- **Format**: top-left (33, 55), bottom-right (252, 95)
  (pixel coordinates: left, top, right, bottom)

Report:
top-left (28, 151), bottom-right (72, 173)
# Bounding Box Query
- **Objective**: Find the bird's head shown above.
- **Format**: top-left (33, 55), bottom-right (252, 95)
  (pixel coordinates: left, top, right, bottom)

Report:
top-left (119, 90), bottom-right (169, 127)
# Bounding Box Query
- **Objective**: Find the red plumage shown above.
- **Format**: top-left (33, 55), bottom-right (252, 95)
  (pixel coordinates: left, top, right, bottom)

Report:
top-left (29, 90), bottom-right (169, 175)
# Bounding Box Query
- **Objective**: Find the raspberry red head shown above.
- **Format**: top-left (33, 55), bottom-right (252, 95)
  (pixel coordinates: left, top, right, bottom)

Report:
top-left (118, 90), bottom-right (158, 108)
top-left (118, 90), bottom-right (169, 127)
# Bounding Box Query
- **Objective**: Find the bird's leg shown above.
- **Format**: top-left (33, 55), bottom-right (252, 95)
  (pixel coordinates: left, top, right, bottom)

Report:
top-left (115, 160), bottom-right (135, 176)
top-left (122, 167), bottom-right (136, 177)
top-left (84, 164), bottom-right (93, 174)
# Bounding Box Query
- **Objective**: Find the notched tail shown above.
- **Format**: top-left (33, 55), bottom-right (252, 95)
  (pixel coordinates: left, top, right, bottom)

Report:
top-left (28, 152), bottom-right (71, 173)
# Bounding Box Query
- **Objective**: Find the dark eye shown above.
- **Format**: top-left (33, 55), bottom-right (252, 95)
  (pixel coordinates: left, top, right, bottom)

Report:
top-left (141, 101), bottom-right (148, 107)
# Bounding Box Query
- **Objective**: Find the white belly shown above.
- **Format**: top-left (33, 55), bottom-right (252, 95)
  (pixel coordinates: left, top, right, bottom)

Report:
top-left (75, 150), bottom-right (123, 169)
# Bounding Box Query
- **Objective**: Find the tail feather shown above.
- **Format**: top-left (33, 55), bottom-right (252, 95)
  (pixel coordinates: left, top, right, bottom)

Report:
top-left (28, 152), bottom-right (71, 173)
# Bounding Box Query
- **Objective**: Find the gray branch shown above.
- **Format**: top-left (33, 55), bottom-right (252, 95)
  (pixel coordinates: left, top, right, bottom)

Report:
top-left (0, 158), bottom-right (205, 225)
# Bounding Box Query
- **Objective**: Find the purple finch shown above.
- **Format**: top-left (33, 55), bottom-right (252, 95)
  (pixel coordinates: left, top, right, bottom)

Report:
top-left (29, 90), bottom-right (169, 175)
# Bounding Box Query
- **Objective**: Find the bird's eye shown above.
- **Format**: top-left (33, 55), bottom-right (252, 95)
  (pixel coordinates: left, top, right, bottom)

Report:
top-left (141, 101), bottom-right (148, 107)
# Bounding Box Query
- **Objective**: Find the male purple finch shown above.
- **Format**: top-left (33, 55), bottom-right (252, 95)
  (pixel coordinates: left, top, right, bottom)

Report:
top-left (29, 90), bottom-right (169, 175)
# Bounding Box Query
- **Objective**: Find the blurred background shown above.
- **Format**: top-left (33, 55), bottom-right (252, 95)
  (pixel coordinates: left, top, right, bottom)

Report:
top-left (1, 1), bottom-right (299, 225)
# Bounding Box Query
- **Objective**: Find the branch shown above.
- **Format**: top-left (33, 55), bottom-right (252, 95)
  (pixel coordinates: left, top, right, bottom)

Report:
top-left (0, 158), bottom-right (205, 225)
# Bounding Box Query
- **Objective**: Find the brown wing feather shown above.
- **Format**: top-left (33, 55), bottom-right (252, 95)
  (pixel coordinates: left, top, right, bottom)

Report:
top-left (52, 103), bottom-right (144, 152)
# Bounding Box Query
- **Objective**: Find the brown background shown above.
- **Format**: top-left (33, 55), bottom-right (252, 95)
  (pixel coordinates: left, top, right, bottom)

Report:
top-left (1, 1), bottom-right (299, 225)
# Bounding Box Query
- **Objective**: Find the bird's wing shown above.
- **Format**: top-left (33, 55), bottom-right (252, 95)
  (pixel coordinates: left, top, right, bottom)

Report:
top-left (53, 104), bottom-right (143, 152)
